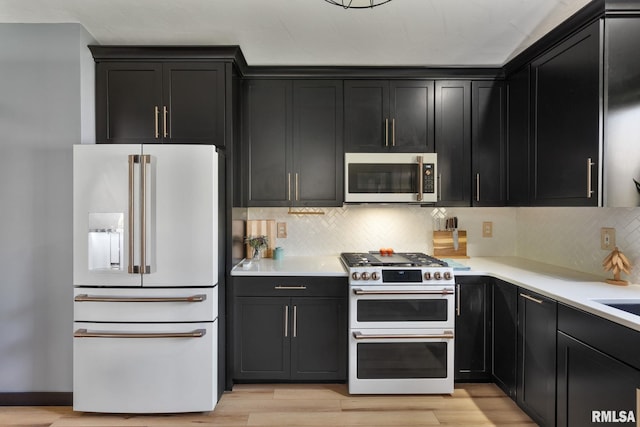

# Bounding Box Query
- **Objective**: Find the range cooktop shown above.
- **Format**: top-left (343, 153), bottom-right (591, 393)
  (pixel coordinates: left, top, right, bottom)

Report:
top-left (340, 252), bottom-right (448, 268)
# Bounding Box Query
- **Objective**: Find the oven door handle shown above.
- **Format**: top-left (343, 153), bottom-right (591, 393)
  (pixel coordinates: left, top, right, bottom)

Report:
top-left (352, 288), bottom-right (454, 296)
top-left (353, 331), bottom-right (454, 340)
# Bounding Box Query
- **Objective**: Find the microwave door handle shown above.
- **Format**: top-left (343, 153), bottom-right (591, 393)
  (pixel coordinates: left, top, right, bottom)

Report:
top-left (416, 156), bottom-right (423, 202)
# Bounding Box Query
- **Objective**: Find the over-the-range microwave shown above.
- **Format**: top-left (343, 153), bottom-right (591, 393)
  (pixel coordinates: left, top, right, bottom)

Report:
top-left (344, 152), bottom-right (438, 203)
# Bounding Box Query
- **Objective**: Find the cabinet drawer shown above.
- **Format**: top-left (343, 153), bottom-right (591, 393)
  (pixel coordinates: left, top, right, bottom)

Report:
top-left (234, 276), bottom-right (347, 297)
top-left (558, 303), bottom-right (640, 370)
top-left (73, 320), bottom-right (216, 413)
top-left (73, 287), bottom-right (217, 322)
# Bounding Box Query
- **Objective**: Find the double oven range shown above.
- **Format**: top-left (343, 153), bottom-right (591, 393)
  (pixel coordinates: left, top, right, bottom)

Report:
top-left (340, 252), bottom-right (455, 394)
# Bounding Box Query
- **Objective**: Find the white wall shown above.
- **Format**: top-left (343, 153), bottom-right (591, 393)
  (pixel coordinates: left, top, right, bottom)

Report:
top-left (248, 205), bottom-right (640, 284)
top-left (0, 23), bottom-right (95, 392)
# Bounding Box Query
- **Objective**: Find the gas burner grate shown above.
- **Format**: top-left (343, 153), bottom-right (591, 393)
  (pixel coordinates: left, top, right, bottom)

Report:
top-left (340, 252), bottom-right (448, 268)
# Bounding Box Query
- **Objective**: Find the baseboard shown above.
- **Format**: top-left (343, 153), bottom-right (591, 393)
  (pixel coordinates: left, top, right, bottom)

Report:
top-left (0, 392), bottom-right (73, 406)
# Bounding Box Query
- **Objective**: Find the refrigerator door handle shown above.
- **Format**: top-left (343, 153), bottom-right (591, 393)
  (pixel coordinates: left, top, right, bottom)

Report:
top-left (128, 155), bottom-right (137, 274)
top-left (140, 154), bottom-right (151, 274)
top-left (73, 328), bottom-right (206, 339)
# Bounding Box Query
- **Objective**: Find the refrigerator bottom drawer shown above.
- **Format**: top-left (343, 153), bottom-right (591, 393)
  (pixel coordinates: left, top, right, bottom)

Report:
top-left (73, 320), bottom-right (217, 413)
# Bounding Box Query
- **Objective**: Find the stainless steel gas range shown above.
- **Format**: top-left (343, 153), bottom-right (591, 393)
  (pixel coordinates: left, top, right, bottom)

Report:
top-left (340, 251), bottom-right (455, 395)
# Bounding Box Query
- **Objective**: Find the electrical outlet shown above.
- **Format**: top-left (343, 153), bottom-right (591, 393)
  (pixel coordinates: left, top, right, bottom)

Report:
top-left (601, 227), bottom-right (615, 250)
top-left (482, 221), bottom-right (493, 238)
top-left (277, 222), bottom-right (287, 238)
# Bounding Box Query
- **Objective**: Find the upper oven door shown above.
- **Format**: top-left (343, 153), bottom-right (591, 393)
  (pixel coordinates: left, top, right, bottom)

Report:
top-left (344, 153), bottom-right (437, 203)
top-left (350, 285), bottom-right (455, 329)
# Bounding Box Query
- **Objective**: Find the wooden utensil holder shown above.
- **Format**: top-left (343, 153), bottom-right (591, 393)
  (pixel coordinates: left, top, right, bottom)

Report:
top-left (433, 230), bottom-right (468, 258)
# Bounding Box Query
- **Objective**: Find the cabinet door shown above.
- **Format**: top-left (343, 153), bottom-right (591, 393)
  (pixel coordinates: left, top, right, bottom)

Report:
top-left (291, 297), bottom-right (347, 381)
top-left (96, 62), bottom-right (163, 144)
top-left (163, 62), bottom-right (225, 145)
top-left (344, 80), bottom-right (390, 152)
top-left (491, 279), bottom-right (518, 399)
top-left (243, 80), bottom-right (292, 206)
top-left (531, 21), bottom-right (600, 206)
top-left (557, 331), bottom-right (640, 427)
top-left (292, 80), bottom-right (343, 207)
top-left (517, 290), bottom-right (557, 427)
top-left (389, 80), bottom-right (435, 152)
top-left (506, 67), bottom-right (531, 206)
top-left (472, 81), bottom-right (506, 206)
top-left (435, 81), bottom-right (471, 206)
top-left (233, 297), bottom-right (290, 380)
top-left (454, 279), bottom-right (491, 381)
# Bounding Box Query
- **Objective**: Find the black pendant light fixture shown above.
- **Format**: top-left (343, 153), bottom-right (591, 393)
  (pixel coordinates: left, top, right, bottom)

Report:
top-left (324, 0), bottom-right (393, 9)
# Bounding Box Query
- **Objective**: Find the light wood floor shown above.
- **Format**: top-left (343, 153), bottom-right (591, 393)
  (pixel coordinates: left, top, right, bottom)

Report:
top-left (0, 383), bottom-right (535, 426)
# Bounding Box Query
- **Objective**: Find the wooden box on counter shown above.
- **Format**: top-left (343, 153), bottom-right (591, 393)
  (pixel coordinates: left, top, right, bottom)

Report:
top-left (433, 230), bottom-right (468, 258)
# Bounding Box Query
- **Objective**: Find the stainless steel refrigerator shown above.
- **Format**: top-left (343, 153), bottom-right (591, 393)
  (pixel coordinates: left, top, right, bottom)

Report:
top-left (72, 144), bottom-right (218, 413)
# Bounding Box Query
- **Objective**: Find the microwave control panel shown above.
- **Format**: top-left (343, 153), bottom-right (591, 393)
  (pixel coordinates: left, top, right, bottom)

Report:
top-left (423, 163), bottom-right (435, 193)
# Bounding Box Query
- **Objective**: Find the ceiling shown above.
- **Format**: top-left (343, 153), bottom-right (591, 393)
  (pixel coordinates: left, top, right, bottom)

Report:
top-left (0, 0), bottom-right (592, 67)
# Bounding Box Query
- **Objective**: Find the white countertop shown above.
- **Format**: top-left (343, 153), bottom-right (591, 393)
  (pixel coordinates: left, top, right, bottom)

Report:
top-left (230, 255), bottom-right (640, 332)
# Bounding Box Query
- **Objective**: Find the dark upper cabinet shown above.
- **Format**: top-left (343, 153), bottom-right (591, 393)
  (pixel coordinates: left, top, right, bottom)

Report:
top-left (454, 277), bottom-right (492, 381)
top-left (96, 61), bottom-right (225, 145)
top-left (243, 79), bottom-right (343, 207)
top-left (472, 81), bottom-right (506, 206)
top-left (344, 80), bottom-right (434, 153)
top-left (435, 80), bottom-right (471, 206)
top-left (517, 289), bottom-right (557, 427)
top-left (506, 66), bottom-right (531, 206)
top-left (491, 279), bottom-right (518, 399)
top-left (530, 21), bottom-right (600, 206)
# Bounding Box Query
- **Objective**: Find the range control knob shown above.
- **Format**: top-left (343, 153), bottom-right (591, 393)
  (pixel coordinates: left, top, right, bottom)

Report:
top-left (444, 271), bottom-right (452, 280)
top-left (361, 272), bottom-right (370, 281)
top-left (424, 272), bottom-right (432, 280)
top-left (371, 272), bottom-right (379, 281)
top-left (434, 271), bottom-right (442, 280)
top-left (351, 272), bottom-right (360, 281)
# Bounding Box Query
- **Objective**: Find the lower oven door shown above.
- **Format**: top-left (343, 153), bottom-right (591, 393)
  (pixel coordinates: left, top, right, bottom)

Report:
top-left (350, 285), bottom-right (455, 329)
top-left (349, 328), bottom-right (454, 394)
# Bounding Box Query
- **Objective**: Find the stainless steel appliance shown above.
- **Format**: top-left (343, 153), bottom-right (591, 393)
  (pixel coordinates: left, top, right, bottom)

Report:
top-left (344, 153), bottom-right (437, 203)
top-left (341, 251), bottom-right (455, 394)
top-left (73, 144), bottom-right (218, 413)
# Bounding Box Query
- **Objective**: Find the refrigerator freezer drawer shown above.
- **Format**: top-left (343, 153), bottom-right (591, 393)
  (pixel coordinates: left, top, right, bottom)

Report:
top-left (74, 286), bottom-right (217, 322)
top-left (73, 320), bottom-right (217, 413)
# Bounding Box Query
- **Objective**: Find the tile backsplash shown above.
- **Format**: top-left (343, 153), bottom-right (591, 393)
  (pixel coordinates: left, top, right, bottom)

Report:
top-left (247, 205), bottom-right (640, 284)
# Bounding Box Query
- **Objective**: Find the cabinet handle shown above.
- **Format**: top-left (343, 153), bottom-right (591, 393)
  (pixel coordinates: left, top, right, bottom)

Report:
top-left (392, 118), bottom-right (396, 146)
top-left (587, 158), bottom-right (595, 198)
top-left (476, 173), bottom-right (480, 202)
top-left (287, 173), bottom-right (291, 201)
top-left (456, 284), bottom-right (461, 316)
top-left (293, 305), bottom-right (298, 338)
top-left (417, 156), bottom-right (424, 202)
top-left (274, 285), bottom-right (307, 290)
top-left (154, 106), bottom-right (160, 139)
top-left (162, 106), bottom-right (168, 138)
top-left (284, 305), bottom-right (289, 337)
top-left (520, 293), bottom-right (544, 304)
top-left (385, 119), bottom-right (389, 147)
top-left (295, 173), bottom-right (300, 201)
top-left (438, 174), bottom-right (442, 201)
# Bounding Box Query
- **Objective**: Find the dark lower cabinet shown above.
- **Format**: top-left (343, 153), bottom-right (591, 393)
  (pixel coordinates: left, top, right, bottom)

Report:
top-left (491, 279), bottom-right (517, 399)
top-left (454, 277), bottom-right (491, 381)
top-left (517, 289), bottom-right (557, 427)
top-left (233, 277), bottom-right (347, 381)
top-left (557, 303), bottom-right (640, 427)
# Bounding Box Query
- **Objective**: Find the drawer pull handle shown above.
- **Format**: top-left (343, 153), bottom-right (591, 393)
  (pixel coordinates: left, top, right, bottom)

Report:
top-left (274, 286), bottom-right (307, 290)
top-left (74, 294), bottom-right (207, 303)
top-left (520, 293), bottom-right (544, 304)
top-left (73, 328), bottom-right (206, 339)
